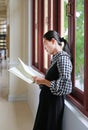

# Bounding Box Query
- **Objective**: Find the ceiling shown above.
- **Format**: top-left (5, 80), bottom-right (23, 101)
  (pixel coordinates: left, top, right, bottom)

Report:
top-left (0, 0), bottom-right (8, 20)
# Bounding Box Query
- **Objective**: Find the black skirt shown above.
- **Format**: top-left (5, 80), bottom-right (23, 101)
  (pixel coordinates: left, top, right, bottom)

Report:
top-left (33, 88), bottom-right (64, 130)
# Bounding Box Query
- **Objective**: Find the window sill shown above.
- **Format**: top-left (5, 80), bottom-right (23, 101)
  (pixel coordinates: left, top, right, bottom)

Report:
top-left (65, 99), bottom-right (88, 128)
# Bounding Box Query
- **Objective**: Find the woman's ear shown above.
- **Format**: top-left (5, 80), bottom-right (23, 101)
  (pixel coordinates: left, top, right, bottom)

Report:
top-left (51, 38), bottom-right (56, 44)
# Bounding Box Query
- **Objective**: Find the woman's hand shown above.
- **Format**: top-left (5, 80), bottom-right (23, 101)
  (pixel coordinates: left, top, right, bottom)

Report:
top-left (32, 76), bottom-right (44, 85)
top-left (32, 76), bottom-right (50, 87)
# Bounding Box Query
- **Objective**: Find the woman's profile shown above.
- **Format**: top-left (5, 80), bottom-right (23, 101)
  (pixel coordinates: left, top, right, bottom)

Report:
top-left (32, 30), bottom-right (72, 130)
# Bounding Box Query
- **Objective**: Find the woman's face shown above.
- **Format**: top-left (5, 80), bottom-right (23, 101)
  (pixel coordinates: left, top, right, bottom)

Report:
top-left (43, 38), bottom-right (56, 55)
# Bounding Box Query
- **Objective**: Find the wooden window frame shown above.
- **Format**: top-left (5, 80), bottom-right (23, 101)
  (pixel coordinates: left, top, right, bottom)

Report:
top-left (32, 0), bottom-right (61, 73)
top-left (67, 0), bottom-right (88, 117)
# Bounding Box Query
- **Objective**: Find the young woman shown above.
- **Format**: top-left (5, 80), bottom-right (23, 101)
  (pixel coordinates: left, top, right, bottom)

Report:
top-left (32, 30), bottom-right (72, 130)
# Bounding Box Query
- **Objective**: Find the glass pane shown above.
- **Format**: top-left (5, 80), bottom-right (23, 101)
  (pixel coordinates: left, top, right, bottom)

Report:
top-left (64, 0), bottom-right (68, 40)
top-left (75, 0), bottom-right (84, 91)
top-left (35, 0), bottom-right (38, 63)
top-left (51, 0), bottom-right (53, 29)
top-left (44, 0), bottom-right (48, 69)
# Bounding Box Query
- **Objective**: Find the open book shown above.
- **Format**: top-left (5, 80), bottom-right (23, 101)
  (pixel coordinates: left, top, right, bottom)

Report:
top-left (8, 58), bottom-right (43, 84)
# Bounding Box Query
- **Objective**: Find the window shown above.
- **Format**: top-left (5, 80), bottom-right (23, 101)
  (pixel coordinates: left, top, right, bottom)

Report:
top-left (43, 0), bottom-right (49, 70)
top-left (66, 0), bottom-right (88, 117)
top-left (64, 0), bottom-right (68, 40)
top-left (32, 0), bottom-right (88, 117)
top-left (32, 0), bottom-right (61, 73)
top-left (75, 0), bottom-right (84, 91)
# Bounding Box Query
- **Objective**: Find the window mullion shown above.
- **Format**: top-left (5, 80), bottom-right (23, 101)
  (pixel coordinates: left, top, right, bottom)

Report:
top-left (68, 0), bottom-right (76, 88)
top-left (84, 0), bottom-right (88, 114)
top-left (58, 0), bottom-right (61, 35)
top-left (32, 0), bottom-right (36, 66)
top-left (53, 0), bottom-right (58, 31)
top-left (38, 0), bottom-right (44, 71)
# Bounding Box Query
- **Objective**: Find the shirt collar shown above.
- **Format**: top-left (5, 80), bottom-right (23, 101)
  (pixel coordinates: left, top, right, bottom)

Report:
top-left (52, 51), bottom-right (63, 62)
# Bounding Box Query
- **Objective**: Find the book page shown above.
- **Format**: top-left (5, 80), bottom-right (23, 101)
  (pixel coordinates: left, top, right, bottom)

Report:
top-left (9, 67), bottom-right (33, 84)
top-left (8, 58), bottom-right (43, 84)
top-left (18, 58), bottom-right (37, 78)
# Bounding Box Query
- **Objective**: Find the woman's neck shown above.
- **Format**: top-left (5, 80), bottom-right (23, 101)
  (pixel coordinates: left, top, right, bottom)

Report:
top-left (53, 46), bottom-right (62, 55)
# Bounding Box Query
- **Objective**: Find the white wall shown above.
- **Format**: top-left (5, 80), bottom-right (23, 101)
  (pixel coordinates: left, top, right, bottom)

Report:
top-left (8, 0), bottom-right (29, 101)
top-left (27, 0), bottom-right (40, 120)
top-left (63, 100), bottom-right (88, 130)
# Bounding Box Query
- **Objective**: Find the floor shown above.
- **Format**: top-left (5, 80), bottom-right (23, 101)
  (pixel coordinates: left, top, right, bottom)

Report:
top-left (0, 59), bottom-right (34, 130)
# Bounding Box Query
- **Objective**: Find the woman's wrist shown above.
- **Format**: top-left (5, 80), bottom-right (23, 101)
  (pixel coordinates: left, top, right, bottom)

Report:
top-left (44, 79), bottom-right (50, 87)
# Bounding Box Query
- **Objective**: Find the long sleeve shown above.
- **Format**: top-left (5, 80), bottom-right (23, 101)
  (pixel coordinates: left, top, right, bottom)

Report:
top-left (50, 54), bottom-right (72, 96)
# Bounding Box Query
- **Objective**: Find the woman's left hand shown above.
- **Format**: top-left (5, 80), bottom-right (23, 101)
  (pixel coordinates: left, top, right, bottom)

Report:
top-left (32, 76), bottom-right (45, 85)
top-left (32, 76), bottom-right (50, 87)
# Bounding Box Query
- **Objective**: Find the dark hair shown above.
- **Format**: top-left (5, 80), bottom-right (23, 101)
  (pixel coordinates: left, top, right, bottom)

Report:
top-left (43, 30), bottom-right (71, 55)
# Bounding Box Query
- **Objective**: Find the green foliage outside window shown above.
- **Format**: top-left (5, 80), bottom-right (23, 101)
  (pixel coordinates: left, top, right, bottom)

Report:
top-left (64, 0), bottom-right (84, 90)
top-left (76, 0), bottom-right (84, 85)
